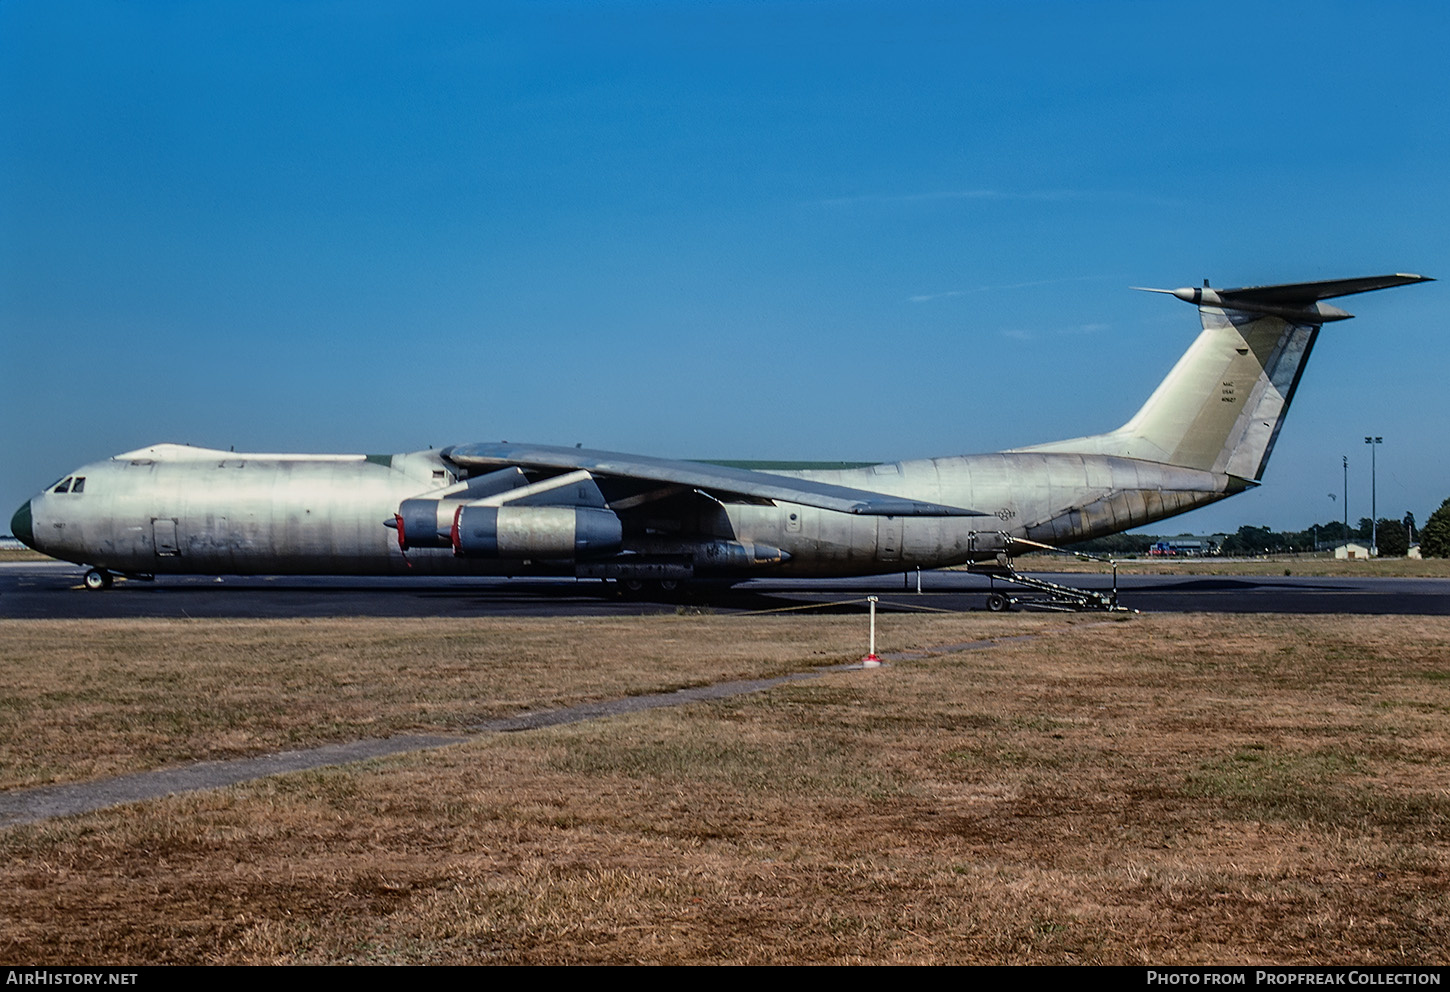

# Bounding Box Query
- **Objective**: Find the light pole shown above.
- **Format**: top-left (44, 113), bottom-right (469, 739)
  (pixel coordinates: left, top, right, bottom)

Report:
top-left (1364, 436), bottom-right (1382, 555)
top-left (1342, 455), bottom-right (1348, 543)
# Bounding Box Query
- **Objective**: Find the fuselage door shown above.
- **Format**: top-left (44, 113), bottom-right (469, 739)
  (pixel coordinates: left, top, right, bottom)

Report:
top-left (153, 518), bottom-right (181, 557)
top-left (877, 515), bottom-right (902, 562)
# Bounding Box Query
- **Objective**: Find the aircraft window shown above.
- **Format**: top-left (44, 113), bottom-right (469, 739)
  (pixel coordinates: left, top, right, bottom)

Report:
top-left (72, 477), bottom-right (86, 493)
top-left (54, 477), bottom-right (72, 493)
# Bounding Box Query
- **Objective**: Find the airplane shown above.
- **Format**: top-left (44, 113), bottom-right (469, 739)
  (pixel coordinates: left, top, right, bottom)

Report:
top-left (10, 273), bottom-right (1431, 610)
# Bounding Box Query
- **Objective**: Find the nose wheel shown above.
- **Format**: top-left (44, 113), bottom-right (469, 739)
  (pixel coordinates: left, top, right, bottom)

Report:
top-left (83, 568), bottom-right (114, 591)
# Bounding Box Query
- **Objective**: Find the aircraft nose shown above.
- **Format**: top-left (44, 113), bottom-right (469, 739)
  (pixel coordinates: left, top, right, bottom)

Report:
top-left (10, 499), bottom-right (35, 550)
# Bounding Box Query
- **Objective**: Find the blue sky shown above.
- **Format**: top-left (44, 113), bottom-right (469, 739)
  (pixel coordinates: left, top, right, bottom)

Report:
top-left (3, 1), bottom-right (1446, 536)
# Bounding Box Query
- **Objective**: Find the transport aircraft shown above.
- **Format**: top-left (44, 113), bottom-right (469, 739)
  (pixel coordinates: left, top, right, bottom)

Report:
top-left (10, 274), bottom-right (1431, 610)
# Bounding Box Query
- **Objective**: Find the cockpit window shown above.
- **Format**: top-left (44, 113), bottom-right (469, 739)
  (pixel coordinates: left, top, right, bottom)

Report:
top-left (53, 477), bottom-right (72, 493)
top-left (72, 477), bottom-right (86, 493)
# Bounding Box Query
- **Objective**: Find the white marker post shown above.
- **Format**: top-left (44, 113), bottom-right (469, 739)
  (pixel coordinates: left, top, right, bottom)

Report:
top-left (862, 596), bottom-right (881, 667)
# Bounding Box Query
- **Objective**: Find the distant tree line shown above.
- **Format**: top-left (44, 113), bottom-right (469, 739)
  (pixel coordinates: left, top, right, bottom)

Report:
top-left (1423, 498), bottom-right (1450, 557)
top-left (1063, 497), bottom-right (1450, 557)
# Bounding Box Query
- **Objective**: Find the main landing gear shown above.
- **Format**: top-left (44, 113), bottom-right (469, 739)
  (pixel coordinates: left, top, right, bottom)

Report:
top-left (81, 567), bottom-right (152, 591)
top-left (969, 538), bottom-right (1129, 613)
top-left (617, 577), bottom-right (686, 600)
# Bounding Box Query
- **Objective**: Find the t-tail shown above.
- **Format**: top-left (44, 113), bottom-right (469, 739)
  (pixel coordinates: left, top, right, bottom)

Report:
top-left (1015, 274), bottom-right (1432, 481)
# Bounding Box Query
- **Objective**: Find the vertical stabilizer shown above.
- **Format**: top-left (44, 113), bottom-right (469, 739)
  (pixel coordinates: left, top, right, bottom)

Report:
top-left (1015, 275), bottom-right (1431, 480)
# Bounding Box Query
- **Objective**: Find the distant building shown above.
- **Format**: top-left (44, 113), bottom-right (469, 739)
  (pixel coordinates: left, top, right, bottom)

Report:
top-left (1408, 544), bottom-right (1423, 560)
top-left (1149, 536), bottom-right (1220, 556)
top-left (1334, 542), bottom-right (1371, 560)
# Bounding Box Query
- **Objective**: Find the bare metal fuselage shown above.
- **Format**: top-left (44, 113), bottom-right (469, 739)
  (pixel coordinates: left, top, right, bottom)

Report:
top-left (19, 443), bottom-right (1237, 579)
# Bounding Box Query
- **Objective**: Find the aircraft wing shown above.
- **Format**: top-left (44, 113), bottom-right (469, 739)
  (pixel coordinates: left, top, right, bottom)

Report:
top-left (443, 442), bottom-right (984, 517)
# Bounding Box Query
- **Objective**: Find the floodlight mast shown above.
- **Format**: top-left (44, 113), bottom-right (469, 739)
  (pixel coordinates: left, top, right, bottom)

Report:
top-left (1342, 456), bottom-right (1349, 545)
top-left (1364, 436), bottom-right (1382, 555)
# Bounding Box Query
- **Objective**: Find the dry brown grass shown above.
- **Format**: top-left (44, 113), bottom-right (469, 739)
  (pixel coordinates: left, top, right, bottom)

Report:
top-left (0, 549), bottom-right (55, 562)
top-left (0, 614), bottom-right (1047, 789)
top-left (2, 613), bottom-right (1447, 964)
top-left (1011, 554), bottom-right (1450, 578)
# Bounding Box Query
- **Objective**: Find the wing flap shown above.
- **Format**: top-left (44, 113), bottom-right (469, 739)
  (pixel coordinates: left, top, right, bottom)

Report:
top-left (444, 442), bottom-right (984, 517)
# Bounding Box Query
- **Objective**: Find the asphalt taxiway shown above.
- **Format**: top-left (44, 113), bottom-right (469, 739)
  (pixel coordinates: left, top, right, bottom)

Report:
top-left (3, 559), bottom-right (1447, 617)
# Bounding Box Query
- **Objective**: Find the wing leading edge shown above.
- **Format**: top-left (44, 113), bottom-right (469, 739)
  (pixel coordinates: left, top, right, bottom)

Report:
top-left (443, 442), bottom-right (984, 517)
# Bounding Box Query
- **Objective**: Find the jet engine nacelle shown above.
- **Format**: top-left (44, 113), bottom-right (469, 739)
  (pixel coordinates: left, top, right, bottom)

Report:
top-left (451, 505), bottom-right (623, 559)
top-left (391, 466), bottom-right (533, 551)
top-left (394, 497), bottom-right (454, 550)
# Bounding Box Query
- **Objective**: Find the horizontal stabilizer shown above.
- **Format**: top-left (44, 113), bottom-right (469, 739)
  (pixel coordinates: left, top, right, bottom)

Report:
top-left (1134, 273), bottom-right (1432, 323)
top-left (1215, 273), bottom-right (1433, 304)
